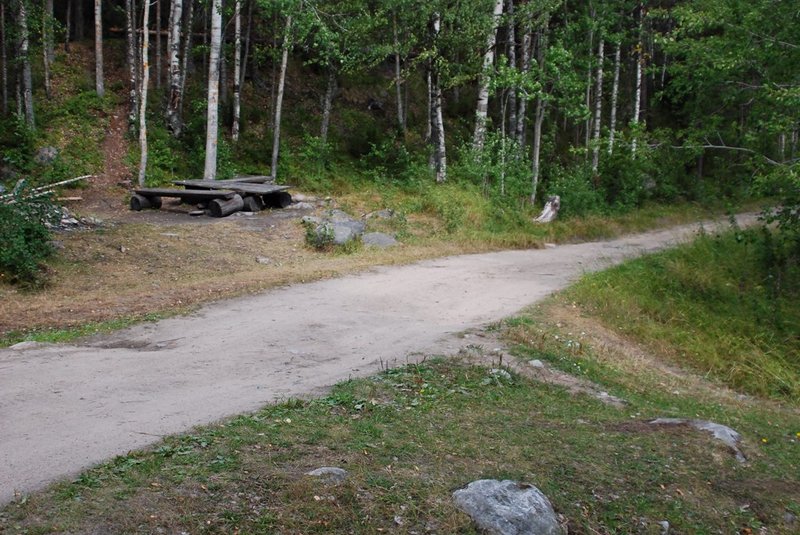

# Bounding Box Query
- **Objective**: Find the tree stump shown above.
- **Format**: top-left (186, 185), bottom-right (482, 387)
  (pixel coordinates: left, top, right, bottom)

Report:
top-left (130, 194), bottom-right (162, 211)
top-left (243, 195), bottom-right (264, 212)
top-left (209, 194), bottom-right (244, 217)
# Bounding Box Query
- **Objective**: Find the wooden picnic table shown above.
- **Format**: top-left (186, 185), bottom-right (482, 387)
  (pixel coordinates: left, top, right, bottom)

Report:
top-left (172, 180), bottom-right (291, 196)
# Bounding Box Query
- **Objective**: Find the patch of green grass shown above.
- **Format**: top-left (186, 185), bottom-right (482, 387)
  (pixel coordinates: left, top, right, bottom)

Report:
top-left (3, 356), bottom-right (798, 534)
top-left (565, 227), bottom-right (800, 401)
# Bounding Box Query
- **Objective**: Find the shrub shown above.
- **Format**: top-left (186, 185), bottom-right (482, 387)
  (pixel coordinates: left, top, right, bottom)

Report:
top-left (0, 187), bottom-right (59, 285)
top-left (543, 164), bottom-right (606, 218)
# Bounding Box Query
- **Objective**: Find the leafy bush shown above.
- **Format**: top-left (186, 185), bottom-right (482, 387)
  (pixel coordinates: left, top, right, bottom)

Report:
top-left (543, 164), bottom-right (606, 218)
top-left (0, 188), bottom-right (59, 285)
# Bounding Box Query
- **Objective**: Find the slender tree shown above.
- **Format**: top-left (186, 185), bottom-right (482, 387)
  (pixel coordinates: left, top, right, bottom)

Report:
top-left (591, 38), bottom-right (604, 172)
top-left (95, 0), bottom-right (104, 98)
top-left (138, 0), bottom-right (152, 187)
top-left (156, 0), bottom-right (162, 88)
top-left (178, 0), bottom-right (194, 115)
top-left (203, 0), bottom-right (223, 180)
top-left (42, 0), bottom-right (53, 99)
top-left (1, 2), bottom-right (7, 115)
top-left (270, 14), bottom-right (292, 180)
top-left (231, 0), bottom-right (241, 141)
top-left (392, 11), bottom-right (405, 134)
top-left (64, 0), bottom-right (72, 52)
top-left (472, 0), bottom-right (505, 152)
top-left (75, 0), bottom-right (84, 40)
top-left (607, 40), bottom-right (621, 154)
top-left (631, 2), bottom-right (643, 157)
top-left (19, 0), bottom-right (35, 128)
top-left (505, 0), bottom-right (517, 137)
top-left (430, 11), bottom-right (446, 183)
top-left (530, 22), bottom-right (549, 204)
top-left (166, 0), bottom-right (183, 136)
top-left (126, 0), bottom-right (139, 132)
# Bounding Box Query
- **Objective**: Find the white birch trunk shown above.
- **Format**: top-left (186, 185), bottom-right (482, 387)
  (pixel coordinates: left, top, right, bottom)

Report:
top-left (19, 0), bottom-right (34, 127)
top-left (138, 0), bottom-right (151, 187)
top-left (506, 0), bottom-right (516, 137)
top-left (530, 25), bottom-right (548, 204)
top-left (1, 3), bottom-right (7, 116)
top-left (270, 15), bottom-right (291, 180)
top-left (591, 38), bottom-right (604, 173)
top-left (608, 41), bottom-right (621, 155)
top-left (632, 3), bottom-right (644, 157)
top-left (472, 0), bottom-right (505, 152)
top-left (392, 12), bottom-right (405, 134)
top-left (515, 23), bottom-right (532, 146)
top-left (231, 0), bottom-right (242, 141)
top-left (43, 0), bottom-right (53, 99)
top-left (156, 0), bottom-right (162, 89)
top-left (179, 0), bottom-right (194, 115)
top-left (95, 0), bottom-right (104, 98)
top-left (430, 13), bottom-right (446, 183)
top-left (320, 67), bottom-right (336, 144)
top-left (425, 67), bottom-right (432, 142)
top-left (166, 0), bottom-right (183, 136)
top-left (126, 0), bottom-right (139, 133)
top-left (203, 0), bottom-right (223, 180)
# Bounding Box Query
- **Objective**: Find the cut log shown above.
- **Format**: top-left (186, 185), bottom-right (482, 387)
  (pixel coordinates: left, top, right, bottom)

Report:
top-left (209, 194), bottom-right (244, 217)
top-left (130, 194), bottom-right (163, 210)
top-left (533, 195), bottom-right (560, 224)
top-left (242, 195), bottom-right (264, 212)
top-left (263, 191), bottom-right (292, 208)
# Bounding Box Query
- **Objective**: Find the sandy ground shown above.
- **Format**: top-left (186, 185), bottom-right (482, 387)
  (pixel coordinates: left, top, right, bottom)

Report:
top-left (0, 214), bottom-right (756, 506)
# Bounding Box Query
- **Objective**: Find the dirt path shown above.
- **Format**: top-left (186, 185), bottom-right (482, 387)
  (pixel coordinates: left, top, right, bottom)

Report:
top-left (0, 215), bottom-right (756, 505)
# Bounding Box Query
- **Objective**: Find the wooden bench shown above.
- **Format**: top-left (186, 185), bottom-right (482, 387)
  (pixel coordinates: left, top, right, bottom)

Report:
top-left (172, 181), bottom-right (294, 209)
top-left (131, 188), bottom-right (237, 215)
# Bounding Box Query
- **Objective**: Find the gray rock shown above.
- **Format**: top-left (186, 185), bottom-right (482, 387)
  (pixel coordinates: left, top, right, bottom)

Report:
top-left (366, 209), bottom-right (395, 220)
top-left (11, 341), bottom-right (42, 351)
top-left (325, 209), bottom-right (354, 223)
top-left (292, 193), bottom-right (319, 203)
top-left (658, 520), bottom-right (670, 534)
top-left (34, 146), bottom-right (59, 165)
top-left (255, 256), bottom-right (271, 265)
top-left (301, 215), bottom-right (322, 225)
top-left (649, 418), bottom-right (746, 463)
top-left (784, 512), bottom-right (797, 525)
top-left (453, 479), bottom-right (564, 535)
top-left (286, 202), bottom-right (315, 210)
top-left (332, 222), bottom-right (361, 245)
top-left (306, 466), bottom-right (348, 484)
top-left (362, 232), bottom-right (399, 248)
top-left (528, 359), bottom-right (545, 368)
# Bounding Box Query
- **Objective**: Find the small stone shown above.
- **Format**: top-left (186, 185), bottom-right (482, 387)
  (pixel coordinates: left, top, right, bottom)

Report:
top-left (49, 240), bottom-right (65, 250)
top-left (301, 216), bottom-right (322, 225)
top-left (188, 210), bottom-right (205, 217)
top-left (306, 466), bottom-right (348, 484)
top-left (784, 512), bottom-right (797, 525)
top-left (544, 243), bottom-right (557, 249)
top-left (658, 520), bottom-right (670, 534)
top-left (10, 341), bottom-right (41, 351)
top-left (256, 256), bottom-right (271, 265)
top-left (34, 146), bottom-right (59, 165)
top-left (528, 359), bottom-right (545, 368)
top-left (362, 232), bottom-right (399, 248)
top-left (286, 202), bottom-right (314, 210)
top-left (119, 246), bottom-right (128, 253)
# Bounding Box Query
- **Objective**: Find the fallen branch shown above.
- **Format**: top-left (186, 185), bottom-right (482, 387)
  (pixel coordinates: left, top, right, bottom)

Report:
top-left (0, 175), bottom-right (93, 203)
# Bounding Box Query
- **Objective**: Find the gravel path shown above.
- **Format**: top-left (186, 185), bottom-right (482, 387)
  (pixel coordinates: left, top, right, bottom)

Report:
top-left (0, 215), bottom-right (755, 505)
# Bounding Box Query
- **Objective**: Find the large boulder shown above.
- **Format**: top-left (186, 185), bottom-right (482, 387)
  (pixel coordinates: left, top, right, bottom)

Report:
top-left (453, 479), bottom-right (564, 535)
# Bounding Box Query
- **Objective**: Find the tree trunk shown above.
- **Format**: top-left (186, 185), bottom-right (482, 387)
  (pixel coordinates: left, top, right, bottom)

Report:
top-left (472, 0), bottom-right (505, 152)
top-left (430, 12), bottom-right (446, 183)
top-left (240, 0), bottom-right (253, 90)
top-left (320, 67), bottom-right (336, 144)
top-left (232, 0), bottom-right (242, 141)
top-left (392, 12), bottom-right (405, 134)
top-left (178, 0), bottom-right (194, 116)
top-left (1, 2), bottom-right (7, 116)
top-left (632, 3), bottom-right (644, 157)
top-left (506, 0), bottom-right (516, 138)
top-left (138, 0), bottom-right (152, 187)
top-left (583, 11), bottom-right (594, 157)
top-left (156, 0), bottom-right (162, 89)
top-left (19, 0), bottom-right (34, 128)
top-left (591, 38), bottom-right (604, 173)
top-left (203, 0), bottom-right (223, 180)
top-left (76, 0), bottom-right (84, 41)
top-left (65, 0), bottom-right (72, 52)
top-left (166, 0), bottom-right (183, 136)
top-left (125, 0), bottom-right (138, 133)
top-left (94, 0), bottom-right (104, 98)
top-left (270, 15), bottom-right (291, 180)
top-left (42, 0), bottom-right (53, 99)
top-left (608, 41), bottom-right (621, 155)
top-left (530, 25), bottom-right (548, 205)
top-left (425, 66), bottom-right (432, 142)
top-left (515, 22), bottom-right (532, 146)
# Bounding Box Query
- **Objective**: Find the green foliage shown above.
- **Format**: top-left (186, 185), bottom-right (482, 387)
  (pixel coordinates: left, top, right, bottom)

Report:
top-left (0, 187), bottom-right (58, 286)
top-left (544, 164), bottom-right (606, 218)
top-left (303, 220), bottom-right (335, 250)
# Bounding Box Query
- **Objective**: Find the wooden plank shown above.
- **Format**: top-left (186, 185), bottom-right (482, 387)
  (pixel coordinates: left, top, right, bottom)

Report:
top-left (134, 187), bottom-right (236, 199)
top-left (172, 181), bottom-right (291, 195)
top-left (230, 175), bottom-right (274, 183)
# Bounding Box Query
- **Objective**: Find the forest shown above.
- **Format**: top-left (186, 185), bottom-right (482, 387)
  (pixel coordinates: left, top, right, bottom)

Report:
top-left (0, 0), bottom-right (798, 279)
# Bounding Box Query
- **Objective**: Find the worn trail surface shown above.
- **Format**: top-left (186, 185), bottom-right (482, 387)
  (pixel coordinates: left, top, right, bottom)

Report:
top-left (0, 216), bottom-right (754, 505)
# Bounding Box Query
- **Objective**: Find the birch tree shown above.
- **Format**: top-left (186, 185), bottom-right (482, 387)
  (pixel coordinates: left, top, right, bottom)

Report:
top-left (166, 0), bottom-right (183, 136)
top-left (42, 0), bottom-right (53, 99)
top-left (203, 0), bottom-right (223, 180)
top-left (19, 0), bottom-right (35, 128)
top-left (270, 14), bottom-right (292, 180)
top-left (1, 2), bottom-right (7, 116)
top-left (94, 0), bottom-right (104, 98)
top-left (231, 0), bottom-right (242, 141)
top-left (590, 38), bottom-right (604, 172)
top-left (126, 0), bottom-right (139, 132)
top-left (631, 2), bottom-right (643, 157)
top-left (472, 0), bottom-right (505, 152)
top-left (430, 11), bottom-right (446, 183)
top-left (138, 0), bottom-right (152, 186)
top-left (607, 40), bottom-right (621, 154)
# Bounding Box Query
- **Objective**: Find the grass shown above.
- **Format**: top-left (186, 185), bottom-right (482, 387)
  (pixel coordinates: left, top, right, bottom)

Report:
top-left (563, 227), bottom-right (800, 401)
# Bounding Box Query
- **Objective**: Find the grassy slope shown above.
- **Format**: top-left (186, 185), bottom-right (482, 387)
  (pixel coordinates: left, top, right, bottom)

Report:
top-left (2, 231), bottom-right (798, 534)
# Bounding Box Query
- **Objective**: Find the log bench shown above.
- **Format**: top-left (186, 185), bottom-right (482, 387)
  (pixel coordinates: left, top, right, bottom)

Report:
top-left (130, 188), bottom-right (236, 213)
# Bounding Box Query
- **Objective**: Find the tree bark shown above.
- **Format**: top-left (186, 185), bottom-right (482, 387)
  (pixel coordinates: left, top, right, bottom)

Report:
top-left (515, 20), bottom-right (532, 146)
top-left (166, 0), bottom-right (183, 136)
top-left (591, 38), bottom-right (604, 173)
top-left (270, 14), bottom-right (291, 180)
top-left (472, 0), bottom-right (505, 152)
top-left (156, 0), bottom-right (162, 89)
top-left (178, 0), bottom-right (194, 116)
top-left (203, 0), bottom-right (223, 180)
top-left (76, 0), bottom-right (84, 41)
top-left (632, 3), bottom-right (644, 157)
top-left (608, 41), bottom-right (621, 155)
top-left (43, 0), bottom-right (54, 99)
top-left (430, 12), bottom-right (446, 183)
top-left (94, 0), bottom-right (104, 98)
top-left (240, 0), bottom-right (253, 90)
top-left (126, 0), bottom-right (138, 133)
top-left (1, 2), bottom-right (7, 115)
top-left (65, 0), bottom-right (72, 52)
top-left (231, 0), bottom-right (242, 141)
top-left (320, 66), bottom-right (336, 144)
top-left (506, 0), bottom-right (516, 138)
top-left (392, 12), bottom-right (405, 134)
top-left (19, 0), bottom-right (35, 127)
top-left (425, 66), bottom-right (432, 142)
top-left (583, 10), bottom-right (595, 157)
top-left (138, 0), bottom-right (152, 187)
top-left (530, 24), bottom-right (548, 204)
